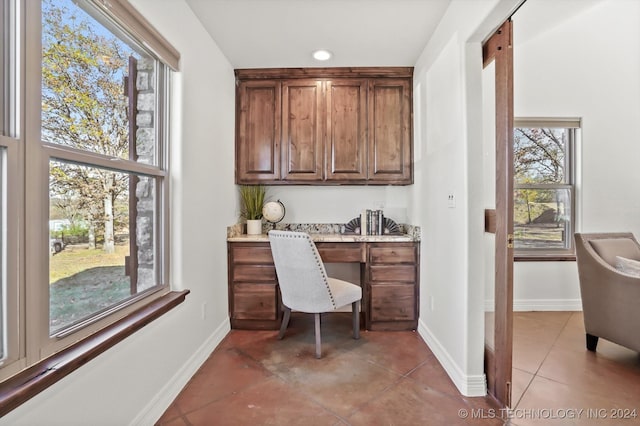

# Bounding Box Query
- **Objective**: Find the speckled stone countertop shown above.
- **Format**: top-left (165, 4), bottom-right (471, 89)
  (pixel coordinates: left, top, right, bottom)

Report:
top-left (227, 223), bottom-right (421, 242)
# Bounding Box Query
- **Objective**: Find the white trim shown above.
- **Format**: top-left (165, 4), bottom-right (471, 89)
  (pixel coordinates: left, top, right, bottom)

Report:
top-left (131, 317), bottom-right (231, 426)
top-left (484, 299), bottom-right (582, 312)
top-left (485, 299), bottom-right (582, 312)
top-left (514, 298), bottom-right (582, 312)
top-left (417, 319), bottom-right (486, 397)
top-left (43, 143), bottom-right (166, 177)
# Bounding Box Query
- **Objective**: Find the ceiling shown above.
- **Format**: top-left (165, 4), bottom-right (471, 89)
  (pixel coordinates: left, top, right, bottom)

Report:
top-left (184, 0), bottom-right (451, 69)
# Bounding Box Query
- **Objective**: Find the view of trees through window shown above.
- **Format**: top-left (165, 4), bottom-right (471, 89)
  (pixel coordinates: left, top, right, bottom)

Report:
top-left (44, 0), bottom-right (158, 334)
top-left (513, 126), bottom-right (573, 251)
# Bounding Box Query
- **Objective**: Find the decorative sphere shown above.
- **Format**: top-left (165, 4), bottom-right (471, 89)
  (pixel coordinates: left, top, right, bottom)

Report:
top-left (262, 200), bottom-right (285, 223)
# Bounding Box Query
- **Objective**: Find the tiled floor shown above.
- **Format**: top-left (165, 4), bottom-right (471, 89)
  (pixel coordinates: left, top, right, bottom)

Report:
top-left (510, 311), bottom-right (640, 425)
top-left (157, 312), bottom-right (640, 425)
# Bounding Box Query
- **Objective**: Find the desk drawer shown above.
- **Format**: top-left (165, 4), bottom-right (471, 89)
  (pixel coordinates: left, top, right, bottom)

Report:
top-left (233, 283), bottom-right (278, 320)
top-left (369, 245), bottom-right (416, 264)
top-left (232, 264), bottom-right (277, 282)
top-left (316, 243), bottom-right (365, 263)
top-left (369, 265), bottom-right (416, 283)
top-left (232, 245), bottom-right (274, 264)
top-left (370, 284), bottom-right (416, 321)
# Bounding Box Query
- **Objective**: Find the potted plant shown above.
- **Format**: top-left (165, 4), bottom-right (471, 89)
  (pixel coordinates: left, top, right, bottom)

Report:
top-left (239, 185), bottom-right (266, 235)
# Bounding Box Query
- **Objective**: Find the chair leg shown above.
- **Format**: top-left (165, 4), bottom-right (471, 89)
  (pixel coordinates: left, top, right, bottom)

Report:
top-left (352, 300), bottom-right (360, 340)
top-left (314, 313), bottom-right (322, 359)
top-left (278, 306), bottom-right (291, 340)
top-left (586, 333), bottom-right (599, 351)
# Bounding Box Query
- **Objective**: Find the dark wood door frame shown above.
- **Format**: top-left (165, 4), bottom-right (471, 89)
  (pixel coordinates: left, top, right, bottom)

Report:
top-left (482, 19), bottom-right (514, 408)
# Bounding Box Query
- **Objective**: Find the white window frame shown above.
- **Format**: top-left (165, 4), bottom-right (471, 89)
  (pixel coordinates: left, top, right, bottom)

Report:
top-left (0, 0), bottom-right (25, 378)
top-left (513, 118), bottom-right (580, 260)
top-left (1, 0), bottom-right (179, 381)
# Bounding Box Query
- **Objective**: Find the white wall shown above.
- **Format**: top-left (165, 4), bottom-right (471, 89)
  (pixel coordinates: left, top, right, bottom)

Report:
top-left (511, 0), bottom-right (640, 310)
top-left (254, 185), bottom-right (410, 225)
top-left (410, 0), bottom-right (522, 397)
top-left (1, 1), bottom-right (237, 424)
top-left (8, 0), bottom-right (636, 421)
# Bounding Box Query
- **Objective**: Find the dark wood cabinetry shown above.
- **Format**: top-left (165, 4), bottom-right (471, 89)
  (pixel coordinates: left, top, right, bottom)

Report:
top-left (368, 79), bottom-right (412, 183)
top-left (236, 80), bottom-right (281, 181)
top-left (235, 68), bottom-right (413, 185)
top-left (228, 242), bottom-right (281, 329)
top-left (326, 79), bottom-right (368, 181)
top-left (281, 79), bottom-right (324, 181)
top-left (366, 243), bottom-right (419, 330)
top-left (227, 240), bottom-right (419, 331)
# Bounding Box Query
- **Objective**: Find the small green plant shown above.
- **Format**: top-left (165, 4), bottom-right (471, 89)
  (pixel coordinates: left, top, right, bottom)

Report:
top-left (238, 185), bottom-right (266, 220)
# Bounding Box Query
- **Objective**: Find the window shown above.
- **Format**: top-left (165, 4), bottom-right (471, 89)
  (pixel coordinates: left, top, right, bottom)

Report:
top-left (1, 0), bottom-right (181, 392)
top-left (1, 0), bottom-right (20, 373)
top-left (42, 0), bottom-right (168, 337)
top-left (513, 118), bottom-right (579, 258)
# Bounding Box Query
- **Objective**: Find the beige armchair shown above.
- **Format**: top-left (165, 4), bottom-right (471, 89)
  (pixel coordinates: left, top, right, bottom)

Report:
top-left (574, 233), bottom-right (640, 353)
top-left (268, 230), bottom-right (362, 358)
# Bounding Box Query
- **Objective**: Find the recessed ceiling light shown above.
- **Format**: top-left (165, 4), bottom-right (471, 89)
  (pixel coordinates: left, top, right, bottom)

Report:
top-left (312, 49), bottom-right (332, 61)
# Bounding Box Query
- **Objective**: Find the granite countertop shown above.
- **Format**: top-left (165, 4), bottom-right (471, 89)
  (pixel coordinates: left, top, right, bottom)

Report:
top-left (227, 222), bottom-right (421, 242)
top-left (227, 233), bottom-right (416, 243)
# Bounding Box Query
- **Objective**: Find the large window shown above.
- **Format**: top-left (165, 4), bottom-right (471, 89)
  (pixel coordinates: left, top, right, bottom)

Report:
top-left (0, 0), bottom-right (179, 387)
top-left (42, 0), bottom-right (168, 337)
top-left (513, 118), bottom-right (579, 258)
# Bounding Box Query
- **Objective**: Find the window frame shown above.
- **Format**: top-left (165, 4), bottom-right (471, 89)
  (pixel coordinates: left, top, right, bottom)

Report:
top-left (513, 118), bottom-right (580, 261)
top-left (0, 0), bottom-right (25, 377)
top-left (0, 0), bottom-right (184, 391)
top-left (32, 0), bottom-right (171, 356)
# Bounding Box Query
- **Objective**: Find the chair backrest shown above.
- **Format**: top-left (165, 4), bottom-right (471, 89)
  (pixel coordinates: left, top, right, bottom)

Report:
top-left (268, 230), bottom-right (336, 313)
top-left (575, 232), bottom-right (640, 268)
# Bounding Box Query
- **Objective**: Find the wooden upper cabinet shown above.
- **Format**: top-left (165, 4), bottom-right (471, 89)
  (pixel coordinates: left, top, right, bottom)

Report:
top-left (281, 80), bottom-right (324, 181)
top-left (235, 68), bottom-right (413, 185)
top-left (368, 79), bottom-right (412, 184)
top-left (236, 80), bottom-right (281, 183)
top-left (326, 80), bottom-right (367, 181)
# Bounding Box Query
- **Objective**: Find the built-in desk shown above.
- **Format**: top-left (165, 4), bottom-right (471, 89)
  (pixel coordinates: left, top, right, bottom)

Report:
top-left (227, 234), bottom-right (419, 331)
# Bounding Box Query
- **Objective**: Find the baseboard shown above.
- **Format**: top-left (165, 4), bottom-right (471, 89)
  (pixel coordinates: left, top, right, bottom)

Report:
top-left (417, 319), bottom-right (486, 397)
top-left (485, 299), bottom-right (583, 312)
top-left (131, 317), bottom-right (231, 425)
top-left (514, 298), bottom-right (582, 311)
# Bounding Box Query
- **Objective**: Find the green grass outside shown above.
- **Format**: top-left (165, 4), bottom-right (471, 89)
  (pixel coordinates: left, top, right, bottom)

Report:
top-left (49, 243), bottom-right (132, 333)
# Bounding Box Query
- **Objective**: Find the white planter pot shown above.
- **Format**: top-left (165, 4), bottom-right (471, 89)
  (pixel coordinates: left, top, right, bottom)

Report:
top-left (246, 219), bottom-right (263, 235)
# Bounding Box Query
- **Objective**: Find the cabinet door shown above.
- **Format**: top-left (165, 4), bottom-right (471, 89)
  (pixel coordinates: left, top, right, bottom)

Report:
top-left (370, 284), bottom-right (416, 322)
top-left (281, 80), bottom-right (324, 181)
top-left (367, 242), bottom-right (419, 330)
top-left (368, 79), bottom-right (412, 184)
top-left (326, 79), bottom-right (367, 181)
top-left (236, 80), bottom-right (281, 183)
top-left (233, 283), bottom-right (278, 321)
top-left (228, 242), bottom-right (281, 329)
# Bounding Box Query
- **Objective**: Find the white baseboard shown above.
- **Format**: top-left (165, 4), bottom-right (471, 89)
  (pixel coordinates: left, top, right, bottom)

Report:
top-left (514, 298), bottom-right (582, 311)
top-left (417, 319), bottom-right (486, 397)
top-left (485, 299), bottom-right (583, 312)
top-left (131, 317), bottom-right (231, 426)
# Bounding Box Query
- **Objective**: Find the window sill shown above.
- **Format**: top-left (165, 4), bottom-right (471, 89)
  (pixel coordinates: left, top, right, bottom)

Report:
top-left (0, 290), bottom-right (189, 417)
top-left (515, 254), bottom-right (576, 262)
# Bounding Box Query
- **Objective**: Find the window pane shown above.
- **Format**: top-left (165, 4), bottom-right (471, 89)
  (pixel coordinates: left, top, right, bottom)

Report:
top-left (514, 128), bottom-right (567, 185)
top-left (49, 160), bottom-right (158, 335)
top-left (41, 0), bottom-right (158, 165)
top-left (514, 187), bottom-right (572, 250)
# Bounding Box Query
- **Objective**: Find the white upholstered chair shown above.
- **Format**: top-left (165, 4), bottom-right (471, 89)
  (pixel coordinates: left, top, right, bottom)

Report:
top-left (268, 230), bottom-right (362, 358)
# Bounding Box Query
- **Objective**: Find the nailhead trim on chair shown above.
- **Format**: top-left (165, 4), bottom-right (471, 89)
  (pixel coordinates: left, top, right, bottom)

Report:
top-left (278, 232), bottom-right (337, 309)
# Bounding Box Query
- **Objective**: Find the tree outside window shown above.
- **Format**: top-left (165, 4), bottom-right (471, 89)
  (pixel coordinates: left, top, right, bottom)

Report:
top-left (513, 120), bottom-right (578, 255)
top-left (43, 0), bottom-right (163, 334)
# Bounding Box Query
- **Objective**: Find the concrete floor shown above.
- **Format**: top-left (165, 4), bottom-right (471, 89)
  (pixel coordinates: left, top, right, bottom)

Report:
top-left (157, 312), bottom-right (640, 425)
